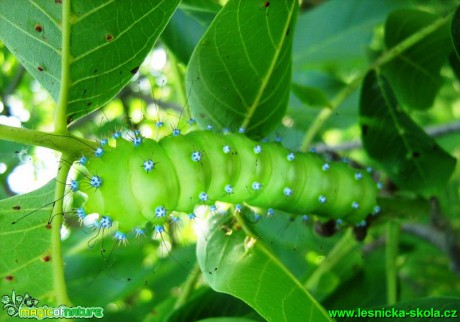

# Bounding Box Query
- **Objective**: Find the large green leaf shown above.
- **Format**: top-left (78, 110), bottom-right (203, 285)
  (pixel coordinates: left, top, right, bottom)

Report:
top-left (359, 71), bottom-right (456, 197)
top-left (0, 0), bottom-right (180, 123)
top-left (196, 214), bottom-right (332, 322)
top-left (0, 181), bottom-right (55, 303)
top-left (382, 9), bottom-right (452, 110)
top-left (186, 0), bottom-right (298, 138)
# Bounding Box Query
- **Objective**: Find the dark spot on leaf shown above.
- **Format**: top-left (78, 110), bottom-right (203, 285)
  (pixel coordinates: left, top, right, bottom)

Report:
top-left (12, 205), bottom-right (21, 210)
top-left (130, 66), bottom-right (140, 75)
top-left (105, 34), bottom-right (114, 42)
top-left (86, 102), bottom-right (92, 106)
top-left (45, 223), bottom-right (51, 230)
top-left (196, 76), bottom-right (200, 80)
top-left (199, 113), bottom-right (206, 119)
top-left (93, 69), bottom-right (97, 74)
top-left (5, 275), bottom-right (14, 281)
top-left (37, 66), bottom-right (44, 72)
top-left (286, 27), bottom-right (290, 36)
top-left (55, 0), bottom-right (62, 3)
top-left (412, 151), bottom-right (421, 159)
top-left (35, 24), bottom-right (43, 32)
top-left (362, 125), bottom-right (368, 136)
top-left (264, 1), bottom-right (270, 7)
top-left (127, 278), bottom-right (131, 282)
top-left (42, 255), bottom-right (51, 262)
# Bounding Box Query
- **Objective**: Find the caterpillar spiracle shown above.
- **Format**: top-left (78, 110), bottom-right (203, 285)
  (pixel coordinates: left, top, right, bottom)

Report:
top-left (70, 130), bottom-right (380, 244)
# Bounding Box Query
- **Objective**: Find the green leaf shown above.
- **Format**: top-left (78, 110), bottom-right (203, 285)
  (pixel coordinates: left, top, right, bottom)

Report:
top-left (0, 181), bottom-right (55, 303)
top-left (186, 0), bottom-right (298, 138)
top-left (359, 71), bottom-right (456, 197)
top-left (291, 83), bottom-right (330, 108)
top-left (381, 9), bottom-right (452, 110)
top-left (196, 214), bottom-right (332, 322)
top-left (0, 0), bottom-right (180, 122)
top-left (293, 0), bottom-right (405, 70)
top-left (452, 5), bottom-right (460, 58)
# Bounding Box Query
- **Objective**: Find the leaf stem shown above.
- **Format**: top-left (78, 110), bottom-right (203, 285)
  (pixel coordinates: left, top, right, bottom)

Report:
top-left (54, 0), bottom-right (72, 134)
top-left (386, 220), bottom-right (400, 305)
top-left (51, 2), bottom-right (72, 310)
top-left (51, 154), bottom-right (72, 307)
top-left (305, 230), bottom-right (358, 293)
top-left (0, 124), bottom-right (97, 156)
top-left (301, 12), bottom-right (453, 149)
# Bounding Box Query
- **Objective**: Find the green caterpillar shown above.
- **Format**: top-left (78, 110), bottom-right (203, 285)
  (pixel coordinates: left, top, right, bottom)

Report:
top-left (70, 130), bottom-right (379, 243)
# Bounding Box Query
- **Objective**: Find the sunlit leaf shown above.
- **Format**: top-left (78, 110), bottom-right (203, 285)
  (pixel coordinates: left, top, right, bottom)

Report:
top-left (196, 214), bottom-right (332, 322)
top-left (186, 0), bottom-right (298, 138)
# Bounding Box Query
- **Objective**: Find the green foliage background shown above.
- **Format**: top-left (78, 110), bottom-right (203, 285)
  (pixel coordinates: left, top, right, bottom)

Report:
top-left (1, 0), bottom-right (460, 321)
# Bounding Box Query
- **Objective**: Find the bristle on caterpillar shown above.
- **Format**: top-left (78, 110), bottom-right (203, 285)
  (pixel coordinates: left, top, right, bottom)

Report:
top-left (69, 130), bottom-right (379, 243)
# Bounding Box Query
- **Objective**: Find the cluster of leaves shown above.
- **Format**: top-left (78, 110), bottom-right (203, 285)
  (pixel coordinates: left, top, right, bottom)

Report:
top-left (0, 0), bottom-right (460, 321)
